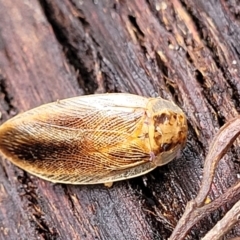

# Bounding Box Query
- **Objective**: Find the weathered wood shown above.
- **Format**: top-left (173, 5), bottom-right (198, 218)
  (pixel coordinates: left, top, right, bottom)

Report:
top-left (0, 0), bottom-right (239, 239)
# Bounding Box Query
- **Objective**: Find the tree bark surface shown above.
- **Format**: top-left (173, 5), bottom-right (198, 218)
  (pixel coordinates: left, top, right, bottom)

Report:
top-left (0, 1), bottom-right (239, 239)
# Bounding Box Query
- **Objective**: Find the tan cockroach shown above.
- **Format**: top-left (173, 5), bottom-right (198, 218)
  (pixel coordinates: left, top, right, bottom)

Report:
top-left (0, 93), bottom-right (188, 185)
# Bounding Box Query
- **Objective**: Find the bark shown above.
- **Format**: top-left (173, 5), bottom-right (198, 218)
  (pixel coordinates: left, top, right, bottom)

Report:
top-left (0, 0), bottom-right (239, 239)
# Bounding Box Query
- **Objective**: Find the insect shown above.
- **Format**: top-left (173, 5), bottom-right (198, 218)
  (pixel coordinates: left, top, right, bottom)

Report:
top-left (0, 93), bottom-right (187, 185)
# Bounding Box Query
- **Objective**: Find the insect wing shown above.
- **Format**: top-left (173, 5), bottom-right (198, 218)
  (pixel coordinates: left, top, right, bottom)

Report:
top-left (0, 94), bottom-right (152, 184)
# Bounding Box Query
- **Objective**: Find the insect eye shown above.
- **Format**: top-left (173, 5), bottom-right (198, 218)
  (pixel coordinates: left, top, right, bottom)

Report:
top-left (161, 143), bottom-right (173, 151)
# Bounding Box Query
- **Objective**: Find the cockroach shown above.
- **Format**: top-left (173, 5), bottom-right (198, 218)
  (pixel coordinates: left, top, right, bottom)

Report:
top-left (0, 93), bottom-right (188, 185)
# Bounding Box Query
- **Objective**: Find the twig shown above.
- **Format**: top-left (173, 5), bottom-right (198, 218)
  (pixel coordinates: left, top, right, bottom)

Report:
top-left (169, 116), bottom-right (240, 240)
top-left (202, 199), bottom-right (240, 240)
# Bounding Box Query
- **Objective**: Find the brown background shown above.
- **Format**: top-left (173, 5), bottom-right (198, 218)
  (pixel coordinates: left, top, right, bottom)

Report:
top-left (0, 0), bottom-right (239, 239)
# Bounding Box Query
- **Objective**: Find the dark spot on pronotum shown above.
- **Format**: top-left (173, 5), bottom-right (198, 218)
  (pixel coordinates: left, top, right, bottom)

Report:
top-left (154, 134), bottom-right (162, 143)
top-left (154, 113), bottom-right (170, 125)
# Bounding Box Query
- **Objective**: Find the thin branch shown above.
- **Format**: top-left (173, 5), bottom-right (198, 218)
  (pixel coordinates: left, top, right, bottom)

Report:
top-left (169, 116), bottom-right (240, 240)
top-left (202, 199), bottom-right (240, 240)
top-left (195, 117), bottom-right (240, 205)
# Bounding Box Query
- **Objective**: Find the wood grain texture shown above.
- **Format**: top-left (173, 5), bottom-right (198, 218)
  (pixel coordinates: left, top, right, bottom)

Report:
top-left (0, 0), bottom-right (239, 239)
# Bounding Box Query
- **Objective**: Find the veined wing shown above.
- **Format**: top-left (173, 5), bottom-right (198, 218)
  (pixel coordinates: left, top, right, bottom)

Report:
top-left (0, 94), bottom-right (152, 184)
